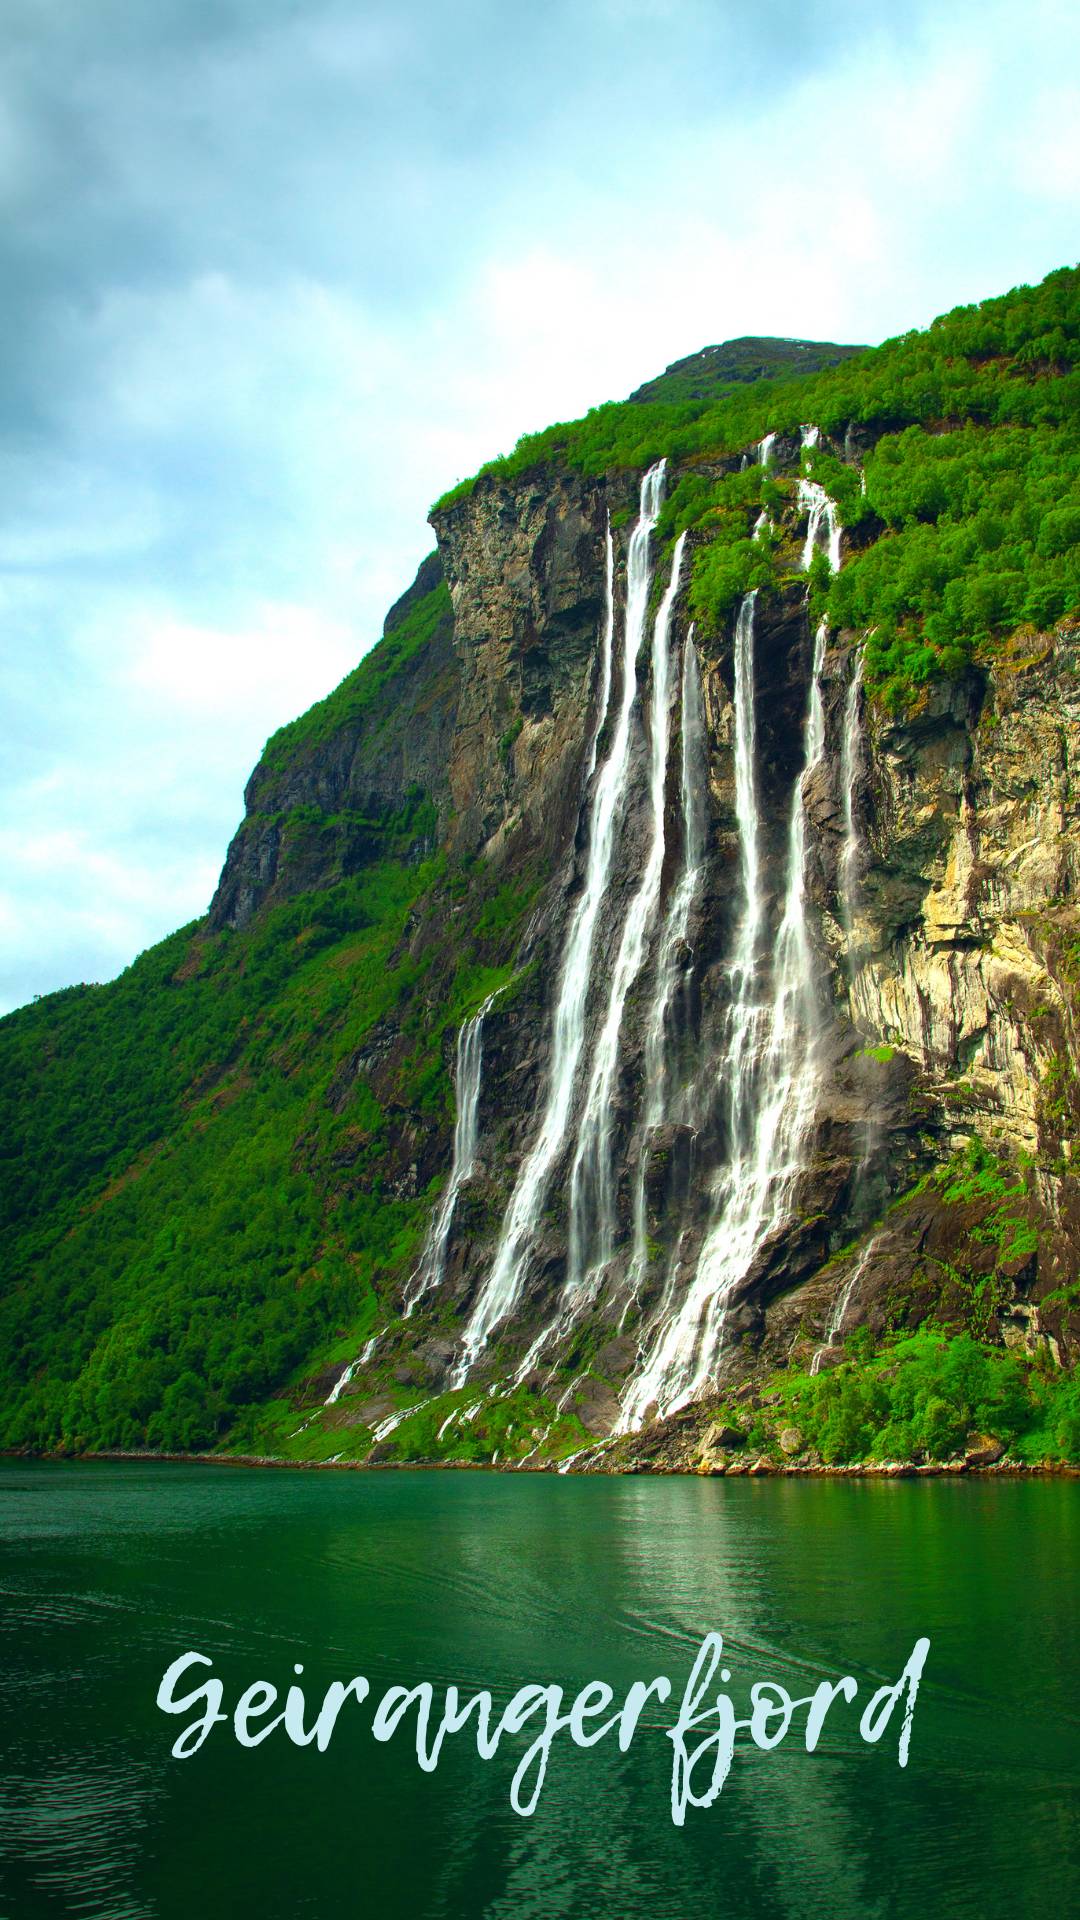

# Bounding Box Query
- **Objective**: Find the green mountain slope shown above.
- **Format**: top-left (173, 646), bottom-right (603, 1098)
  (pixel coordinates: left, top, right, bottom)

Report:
top-left (626, 334), bottom-right (866, 406)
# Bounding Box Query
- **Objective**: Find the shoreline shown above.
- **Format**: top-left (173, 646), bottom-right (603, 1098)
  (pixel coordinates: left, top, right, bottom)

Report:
top-left (5, 1447), bottom-right (1078, 1478)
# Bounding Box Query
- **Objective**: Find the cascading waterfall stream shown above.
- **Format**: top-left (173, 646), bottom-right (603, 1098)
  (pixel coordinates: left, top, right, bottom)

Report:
top-left (809, 1233), bottom-right (880, 1374)
top-left (324, 1333), bottom-right (379, 1408)
top-left (454, 468), bottom-right (666, 1381)
top-left (839, 650), bottom-right (865, 957)
top-left (565, 532), bottom-right (687, 1301)
top-left (753, 432), bottom-right (777, 540)
top-left (404, 987), bottom-right (503, 1316)
top-left (621, 443), bottom-right (841, 1428)
top-left (646, 625), bottom-right (709, 1124)
top-left (797, 482), bottom-right (841, 572)
top-left (797, 422), bottom-right (841, 570)
top-left (837, 643), bottom-right (882, 1222)
top-left (625, 590), bottom-right (763, 1374)
top-left (625, 622), bottom-right (707, 1293)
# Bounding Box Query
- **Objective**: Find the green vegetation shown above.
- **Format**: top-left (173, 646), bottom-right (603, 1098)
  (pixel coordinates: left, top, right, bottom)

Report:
top-left (772, 1330), bottom-right (1079, 1465)
top-left (0, 839), bottom-right (536, 1454)
top-left (434, 268), bottom-right (1079, 508)
top-left (259, 577), bottom-right (451, 775)
top-left (0, 863), bottom-right (422, 1452)
top-left (381, 1382), bottom-right (589, 1466)
top-left (626, 335), bottom-right (866, 407)
top-left (934, 1139), bottom-right (1039, 1268)
top-left (435, 263), bottom-right (1080, 709)
top-left (829, 420), bottom-right (1080, 706)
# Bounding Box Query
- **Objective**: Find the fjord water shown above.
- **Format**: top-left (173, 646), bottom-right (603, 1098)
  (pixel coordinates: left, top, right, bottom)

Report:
top-left (2, 1465), bottom-right (1076, 1920)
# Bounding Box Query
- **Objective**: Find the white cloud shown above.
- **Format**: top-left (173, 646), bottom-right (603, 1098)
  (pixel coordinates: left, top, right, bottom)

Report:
top-left (124, 603), bottom-right (355, 720)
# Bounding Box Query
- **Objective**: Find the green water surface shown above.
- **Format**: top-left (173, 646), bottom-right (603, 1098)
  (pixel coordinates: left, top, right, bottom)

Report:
top-left (0, 1464), bottom-right (1075, 1919)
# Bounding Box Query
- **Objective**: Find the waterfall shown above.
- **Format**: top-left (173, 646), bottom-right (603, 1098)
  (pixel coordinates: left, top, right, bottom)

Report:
top-left (646, 624), bottom-right (708, 1120)
top-left (566, 532), bottom-right (686, 1301)
top-left (620, 588), bottom-right (763, 1425)
top-left (798, 423), bottom-right (841, 572)
top-left (838, 643), bottom-right (882, 1224)
top-left (839, 650), bottom-right (865, 954)
top-left (404, 988), bottom-right (502, 1316)
top-left (454, 466), bottom-right (666, 1379)
top-left (809, 1234), bottom-right (879, 1373)
top-left (586, 522), bottom-right (616, 786)
top-left (798, 479), bottom-right (841, 572)
top-left (626, 622), bottom-right (708, 1293)
top-left (324, 1332), bottom-right (379, 1408)
top-left (758, 432), bottom-right (777, 466)
top-left (621, 489), bottom-right (837, 1426)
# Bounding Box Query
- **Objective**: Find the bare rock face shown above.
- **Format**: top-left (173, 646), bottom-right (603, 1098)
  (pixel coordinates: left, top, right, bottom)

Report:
top-left (756, 620), bottom-right (1080, 1379)
top-left (430, 467), bottom-right (614, 872)
top-left (965, 1434), bottom-right (1006, 1468)
top-left (852, 637), bottom-right (1080, 1156)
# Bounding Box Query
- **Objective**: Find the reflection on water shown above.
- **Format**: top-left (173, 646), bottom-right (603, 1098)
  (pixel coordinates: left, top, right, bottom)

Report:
top-left (0, 1465), bottom-right (1076, 1919)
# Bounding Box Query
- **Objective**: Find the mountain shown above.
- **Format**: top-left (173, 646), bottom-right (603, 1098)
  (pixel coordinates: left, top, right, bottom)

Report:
top-left (3, 264), bottom-right (1080, 1472)
top-left (626, 335), bottom-right (866, 406)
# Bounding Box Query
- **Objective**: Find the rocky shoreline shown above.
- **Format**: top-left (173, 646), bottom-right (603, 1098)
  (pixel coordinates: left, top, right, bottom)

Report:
top-left (7, 1447), bottom-right (1077, 1478)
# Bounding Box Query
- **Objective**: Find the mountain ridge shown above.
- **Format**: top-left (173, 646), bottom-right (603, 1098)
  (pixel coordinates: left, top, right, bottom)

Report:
top-left (626, 333), bottom-right (867, 406)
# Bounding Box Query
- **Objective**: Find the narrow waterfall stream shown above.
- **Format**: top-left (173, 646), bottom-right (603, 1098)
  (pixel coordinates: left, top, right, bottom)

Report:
top-left (625, 624), bottom-right (709, 1293)
top-left (839, 649), bottom-right (865, 957)
top-left (565, 532), bottom-right (686, 1302)
top-left (404, 988), bottom-right (503, 1316)
top-left (454, 465), bottom-right (666, 1380)
top-left (809, 1233), bottom-right (880, 1374)
top-left (324, 1332), bottom-right (379, 1407)
top-left (838, 642), bottom-right (881, 1221)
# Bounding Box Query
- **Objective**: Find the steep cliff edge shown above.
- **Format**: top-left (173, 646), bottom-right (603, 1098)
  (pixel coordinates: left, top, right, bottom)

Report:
top-left (210, 552), bottom-right (456, 930)
top-left (2, 280), bottom-right (1079, 1470)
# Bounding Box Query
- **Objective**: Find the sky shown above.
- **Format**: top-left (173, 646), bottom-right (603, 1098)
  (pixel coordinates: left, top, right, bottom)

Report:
top-left (2, 0), bottom-right (1078, 1014)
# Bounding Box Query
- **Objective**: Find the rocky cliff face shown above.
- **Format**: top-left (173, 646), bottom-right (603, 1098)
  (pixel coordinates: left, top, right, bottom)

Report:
top-left (793, 622), bottom-right (1080, 1371)
top-left (210, 423), bottom-right (1080, 1462)
top-left (430, 467), bottom-right (615, 872)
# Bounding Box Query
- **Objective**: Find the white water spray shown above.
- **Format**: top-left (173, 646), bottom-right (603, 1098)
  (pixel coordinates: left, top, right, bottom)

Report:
top-left (566, 532), bottom-right (686, 1300)
top-left (621, 456), bottom-right (838, 1425)
top-left (797, 480), bottom-right (841, 573)
top-left (455, 470), bottom-right (666, 1378)
top-left (798, 424), bottom-right (841, 572)
top-left (839, 649), bottom-right (865, 952)
top-left (404, 988), bottom-right (503, 1315)
top-left (809, 1234), bottom-right (880, 1373)
top-left (625, 622), bottom-right (708, 1293)
top-left (324, 1333), bottom-right (380, 1408)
